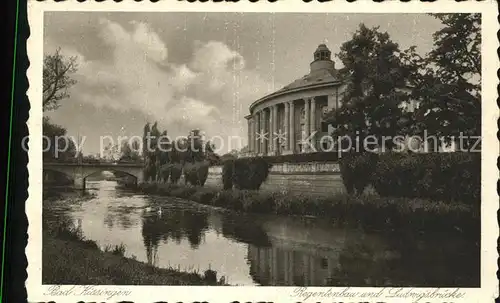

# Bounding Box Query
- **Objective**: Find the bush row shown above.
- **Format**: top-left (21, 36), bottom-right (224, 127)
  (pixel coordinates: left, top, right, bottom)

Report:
top-left (136, 183), bottom-right (479, 235)
top-left (340, 152), bottom-right (480, 204)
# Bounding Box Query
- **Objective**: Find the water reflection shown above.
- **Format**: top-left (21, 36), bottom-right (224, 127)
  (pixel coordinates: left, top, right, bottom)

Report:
top-left (141, 206), bottom-right (209, 266)
top-left (43, 181), bottom-right (479, 287)
top-left (220, 213), bottom-right (272, 248)
top-left (248, 246), bottom-right (339, 286)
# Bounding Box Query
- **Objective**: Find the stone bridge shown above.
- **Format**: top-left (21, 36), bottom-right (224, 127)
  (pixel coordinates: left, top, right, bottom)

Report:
top-left (44, 162), bottom-right (144, 189)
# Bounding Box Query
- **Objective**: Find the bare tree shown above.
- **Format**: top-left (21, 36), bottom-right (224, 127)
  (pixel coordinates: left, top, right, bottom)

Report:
top-left (43, 47), bottom-right (78, 111)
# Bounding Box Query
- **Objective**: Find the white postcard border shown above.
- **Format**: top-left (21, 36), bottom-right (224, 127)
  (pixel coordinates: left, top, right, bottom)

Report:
top-left (26, 1), bottom-right (499, 302)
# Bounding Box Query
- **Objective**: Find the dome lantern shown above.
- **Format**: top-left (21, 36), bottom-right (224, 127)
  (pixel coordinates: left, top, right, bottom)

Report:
top-left (310, 44), bottom-right (335, 73)
top-left (313, 44), bottom-right (332, 61)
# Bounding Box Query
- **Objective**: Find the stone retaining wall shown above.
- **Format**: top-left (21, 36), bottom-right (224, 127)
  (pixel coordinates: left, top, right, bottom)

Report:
top-left (206, 162), bottom-right (345, 195)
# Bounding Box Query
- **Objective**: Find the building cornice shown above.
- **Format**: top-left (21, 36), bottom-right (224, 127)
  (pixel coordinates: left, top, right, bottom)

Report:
top-left (249, 79), bottom-right (344, 114)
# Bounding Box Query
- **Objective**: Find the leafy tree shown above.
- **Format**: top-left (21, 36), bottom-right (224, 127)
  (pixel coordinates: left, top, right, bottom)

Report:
top-left (325, 24), bottom-right (414, 151)
top-left (42, 48), bottom-right (79, 164)
top-left (103, 143), bottom-right (120, 161)
top-left (410, 13), bottom-right (481, 149)
top-left (43, 48), bottom-right (78, 112)
top-left (43, 116), bottom-right (77, 161)
top-left (120, 139), bottom-right (141, 162)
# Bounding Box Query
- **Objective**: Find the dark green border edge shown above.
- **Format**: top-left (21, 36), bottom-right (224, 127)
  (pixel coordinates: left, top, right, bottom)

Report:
top-left (1, 0), bottom-right (21, 301)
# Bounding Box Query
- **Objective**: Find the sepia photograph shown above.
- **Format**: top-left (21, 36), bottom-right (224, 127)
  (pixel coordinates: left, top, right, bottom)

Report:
top-left (39, 11), bottom-right (484, 288)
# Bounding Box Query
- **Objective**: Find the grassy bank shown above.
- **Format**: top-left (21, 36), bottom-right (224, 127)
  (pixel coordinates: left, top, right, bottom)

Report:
top-left (136, 182), bottom-right (479, 235)
top-left (43, 222), bottom-right (225, 285)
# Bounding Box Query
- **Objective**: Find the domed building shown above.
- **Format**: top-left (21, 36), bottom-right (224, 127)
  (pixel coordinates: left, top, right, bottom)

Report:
top-left (245, 44), bottom-right (347, 156)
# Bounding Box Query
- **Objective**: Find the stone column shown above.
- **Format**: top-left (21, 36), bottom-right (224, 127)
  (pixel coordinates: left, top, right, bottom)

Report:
top-left (247, 118), bottom-right (251, 153)
top-left (303, 98), bottom-right (310, 153)
top-left (260, 110), bottom-right (266, 155)
top-left (249, 117), bottom-right (254, 153)
top-left (289, 101), bottom-right (295, 154)
top-left (284, 102), bottom-right (290, 151)
top-left (310, 97), bottom-right (316, 152)
top-left (268, 107), bottom-right (274, 155)
top-left (251, 118), bottom-right (256, 153)
top-left (255, 112), bottom-right (261, 154)
top-left (272, 104), bottom-right (278, 155)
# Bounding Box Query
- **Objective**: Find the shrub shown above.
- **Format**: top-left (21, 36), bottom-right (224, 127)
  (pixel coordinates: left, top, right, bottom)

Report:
top-left (104, 243), bottom-right (127, 257)
top-left (240, 191), bottom-right (275, 213)
top-left (170, 186), bottom-right (197, 199)
top-left (158, 164), bottom-right (171, 183)
top-left (190, 188), bottom-right (218, 204)
top-left (371, 152), bottom-right (480, 204)
top-left (339, 152), bottom-right (378, 195)
top-left (138, 182), bottom-right (158, 194)
top-left (222, 157), bottom-right (271, 190)
top-left (169, 163), bottom-right (183, 184)
top-left (222, 162), bottom-right (233, 190)
top-left (155, 183), bottom-right (179, 195)
top-left (210, 190), bottom-right (249, 210)
top-left (203, 269), bottom-right (218, 284)
top-left (183, 160), bottom-right (210, 186)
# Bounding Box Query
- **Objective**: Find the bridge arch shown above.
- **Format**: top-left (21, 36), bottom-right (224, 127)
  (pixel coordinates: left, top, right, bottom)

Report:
top-left (83, 168), bottom-right (139, 184)
top-left (43, 163), bottom-right (144, 190)
top-left (43, 168), bottom-right (74, 186)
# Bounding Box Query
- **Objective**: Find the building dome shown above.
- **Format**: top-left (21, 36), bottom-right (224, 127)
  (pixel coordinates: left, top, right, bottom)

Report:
top-left (246, 43), bottom-right (346, 157)
top-left (250, 44), bottom-right (343, 108)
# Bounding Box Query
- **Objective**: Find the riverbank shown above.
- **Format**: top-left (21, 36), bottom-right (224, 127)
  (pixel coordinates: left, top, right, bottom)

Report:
top-left (43, 228), bottom-right (225, 285)
top-left (135, 182), bottom-right (479, 235)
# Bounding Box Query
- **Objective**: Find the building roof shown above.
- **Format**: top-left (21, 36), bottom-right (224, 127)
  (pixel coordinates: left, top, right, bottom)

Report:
top-left (276, 67), bottom-right (342, 92)
top-left (248, 69), bottom-right (346, 113)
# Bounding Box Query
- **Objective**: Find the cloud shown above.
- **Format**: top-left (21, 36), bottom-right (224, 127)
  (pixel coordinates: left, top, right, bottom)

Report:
top-left (58, 18), bottom-right (278, 152)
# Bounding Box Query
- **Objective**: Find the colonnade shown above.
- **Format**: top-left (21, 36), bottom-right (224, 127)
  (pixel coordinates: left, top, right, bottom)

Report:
top-left (247, 97), bottom-right (319, 155)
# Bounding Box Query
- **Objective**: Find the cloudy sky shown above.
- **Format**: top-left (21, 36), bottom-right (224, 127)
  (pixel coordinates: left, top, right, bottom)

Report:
top-left (44, 12), bottom-right (444, 155)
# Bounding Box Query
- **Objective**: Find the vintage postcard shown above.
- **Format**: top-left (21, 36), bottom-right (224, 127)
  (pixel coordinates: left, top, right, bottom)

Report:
top-left (26, 0), bottom-right (498, 302)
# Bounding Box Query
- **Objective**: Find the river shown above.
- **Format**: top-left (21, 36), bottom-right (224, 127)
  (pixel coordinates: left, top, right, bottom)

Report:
top-left (43, 180), bottom-right (479, 287)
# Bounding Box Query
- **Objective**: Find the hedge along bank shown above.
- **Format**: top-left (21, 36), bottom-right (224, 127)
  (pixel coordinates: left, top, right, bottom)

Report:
top-left (216, 151), bottom-right (480, 205)
top-left (142, 150), bottom-right (480, 203)
top-left (339, 151), bottom-right (480, 204)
